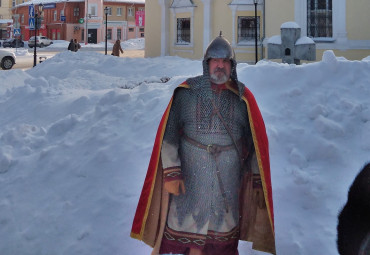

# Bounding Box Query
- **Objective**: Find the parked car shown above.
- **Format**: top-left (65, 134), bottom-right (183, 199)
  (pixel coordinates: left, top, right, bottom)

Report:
top-left (0, 49), bottom-right (16, 70)
top-left (28, 36), bottom-right (53, 48)
top-left (3, 38), bottom-right (25, 48)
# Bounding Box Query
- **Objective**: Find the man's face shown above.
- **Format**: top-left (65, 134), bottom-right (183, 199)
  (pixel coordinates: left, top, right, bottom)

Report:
top-left (208, 58), bottom-right (231, 84)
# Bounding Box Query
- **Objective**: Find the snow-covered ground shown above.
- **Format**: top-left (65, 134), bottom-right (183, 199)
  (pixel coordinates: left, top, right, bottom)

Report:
top-left (0, 47), bottom-right (369, 255)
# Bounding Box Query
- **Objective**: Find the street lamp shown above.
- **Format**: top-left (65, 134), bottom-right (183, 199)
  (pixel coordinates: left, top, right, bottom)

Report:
top-left (33, 3), bottom-right (44, 67)
top-left (253, 0), bottom-right (258, 64)
top-left (104, 7), bottom-right (109, 55)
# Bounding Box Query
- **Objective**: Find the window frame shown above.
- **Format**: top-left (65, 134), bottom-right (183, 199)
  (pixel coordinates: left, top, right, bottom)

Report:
top-left (107, 28), bottom-right (112, 40)
top-left (53, 10), bottom-right (57, 21)
top-left (128, 7), bottom-right (134, 17)
top-left (117, 7), bottom-right (122, 16)
top-left (307, 0), bottom-right (333, 40)
top-left (74, 7), bottom-right (79, 17)
top-left (60, 10), bottom-right (64, 21)
top-left (176, 18), bottom-right (191, 45)
top-left (170, 5), bottom-right (195, 48)
top-left (237, 16), bottom-right (260, 45)
top-left (117, 28), bottom-right (121, 40)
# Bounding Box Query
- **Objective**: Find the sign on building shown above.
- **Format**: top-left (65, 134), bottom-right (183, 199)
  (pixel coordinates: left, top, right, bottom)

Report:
top-left (29, 5), bottom-right (35, 18)
top-left (135, 11), bottom-right (145, 27)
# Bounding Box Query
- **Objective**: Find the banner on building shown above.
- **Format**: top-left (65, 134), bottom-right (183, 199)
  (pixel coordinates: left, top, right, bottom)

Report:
top-left (135, 11), bottom-right (145, 27)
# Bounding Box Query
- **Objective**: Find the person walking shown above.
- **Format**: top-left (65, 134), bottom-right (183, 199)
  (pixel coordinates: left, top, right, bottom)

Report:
top-left (67, 39), bottom-right (76, 52)
top-left (112, 39), bottom-right (123, 57)
top-left (74, 39), bottom-right (81, 52)
top-left (131, 33), bottom-right (276, 255)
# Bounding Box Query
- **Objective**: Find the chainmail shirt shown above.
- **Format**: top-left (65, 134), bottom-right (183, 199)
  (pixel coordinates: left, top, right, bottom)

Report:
top-left (162, 76), bottom-right (252, 235)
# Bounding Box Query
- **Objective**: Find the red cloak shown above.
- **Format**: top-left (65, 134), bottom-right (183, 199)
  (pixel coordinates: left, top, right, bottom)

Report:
top-left (131, 81), bottom-right (276, 254)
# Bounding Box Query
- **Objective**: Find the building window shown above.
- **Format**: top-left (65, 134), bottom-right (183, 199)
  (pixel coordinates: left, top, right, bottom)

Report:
top-left (74, 8), bottom-right (79, 17)
top-left (129, 27), bottom-right (134, 32)
top-left (176, 18), bottom-right (190, 44)
top-left (107, 7), bottom-right (112, 16)
top-left (53, 10), bottom-right (57, 21)
top-left (117, 7), bottom-right (122, 16)
top-left (107, 29), bottom-right (112, 40)
top-left (21, 14), bottom-right (24, 23)
top-left (307, 0), bottom-right (332, 38)
top-left (237, 16), bottom-right (260, 43)
top-left (90, 5), bottom-right (97, 16)
top-left (82, 29), bottom-right (84, 41)
top-left (12, 0), bottom-right (15, 7)
top-left (139, 28), bottom-right (144, 32)
top-left (128, 7), bottom-right (134, 16)
top-left (117, 28), bottom-right (121, 40)
top-left (0, 0), bottom-right (2, 7)
top-left (60, 10), bottom-right (64, 20)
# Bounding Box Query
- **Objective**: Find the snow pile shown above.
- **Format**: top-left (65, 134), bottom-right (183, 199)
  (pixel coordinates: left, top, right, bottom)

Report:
top-left (0, 50), bottom-right (369, 255)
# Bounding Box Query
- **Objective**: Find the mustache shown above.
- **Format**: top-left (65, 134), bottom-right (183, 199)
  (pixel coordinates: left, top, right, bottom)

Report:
top-left (212, 67), bottom-right (227, 74)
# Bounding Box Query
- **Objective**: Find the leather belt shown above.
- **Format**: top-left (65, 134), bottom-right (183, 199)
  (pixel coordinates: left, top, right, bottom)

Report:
top-left (182, 133), bottom-right (235, 156)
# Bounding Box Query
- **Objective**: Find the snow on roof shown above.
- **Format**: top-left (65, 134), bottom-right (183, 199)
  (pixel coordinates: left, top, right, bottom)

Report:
top-left (16, 0), bottom-right (144, 7)
top-left (171, 0), bottom-right (195, 8)
top-left (268, 35), bottom-right (282, 45)
top-left (296, 36), bottom-right (315, 45)
top-left (281, 21), bottom-right (300, 29)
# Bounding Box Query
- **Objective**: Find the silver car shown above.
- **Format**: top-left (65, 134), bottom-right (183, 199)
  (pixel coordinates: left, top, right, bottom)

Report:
top-left (0, 49), bottom-right (16, 70)
top-left (28, 36), bottom-right (53, 48)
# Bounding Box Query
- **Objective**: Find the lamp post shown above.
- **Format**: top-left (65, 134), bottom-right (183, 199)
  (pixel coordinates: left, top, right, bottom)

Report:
top-left (33, 3), bottom-right (44, 67)
top-left (104, 7), bottom-right (109, 55)
top-left (253, 0), bottom-right (258, 64)
top-left (85, 0), bottom-right (89, 45)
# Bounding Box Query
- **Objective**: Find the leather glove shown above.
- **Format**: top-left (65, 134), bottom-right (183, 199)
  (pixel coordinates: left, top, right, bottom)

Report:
top-left (164, 180), bottom-right (186, 196)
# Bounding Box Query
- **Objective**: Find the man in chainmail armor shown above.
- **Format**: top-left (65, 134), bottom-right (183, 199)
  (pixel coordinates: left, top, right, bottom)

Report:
top-left (131, 34), bottom-right (276, 255)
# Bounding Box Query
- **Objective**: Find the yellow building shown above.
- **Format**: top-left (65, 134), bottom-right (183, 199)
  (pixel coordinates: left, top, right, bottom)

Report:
top-left (145, 0), bottom-right (370, 63)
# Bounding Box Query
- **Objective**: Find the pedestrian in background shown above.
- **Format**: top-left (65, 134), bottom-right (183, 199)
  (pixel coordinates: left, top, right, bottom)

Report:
top-left (112, 40), bottom-right (123, 57)
top-left (68, 39), bottom-right (75, 52)
top-left (74, 39), bottom-right (81, 52)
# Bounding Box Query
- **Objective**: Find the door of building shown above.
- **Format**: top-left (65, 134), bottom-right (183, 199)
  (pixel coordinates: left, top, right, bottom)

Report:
top-left (88, 29), bottom-right (97, 43)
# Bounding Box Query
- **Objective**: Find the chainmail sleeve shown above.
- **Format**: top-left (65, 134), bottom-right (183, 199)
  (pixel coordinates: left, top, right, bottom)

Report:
top-left (161, 89), bottom-right (184, 182)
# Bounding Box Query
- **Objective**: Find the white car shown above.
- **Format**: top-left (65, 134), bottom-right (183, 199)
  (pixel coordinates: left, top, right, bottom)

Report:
top-left (28, 36), bottom-right (53, 48)
top-left (0, 49), bottom-right (16, 70)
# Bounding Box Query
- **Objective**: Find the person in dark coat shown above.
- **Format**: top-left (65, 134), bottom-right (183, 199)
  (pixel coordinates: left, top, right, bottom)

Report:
top-left (74, 39), bottom-right (81, 52)
top-left (337, 163), bottom-right (370, 255)
top-left (68, 39), bottom-right (76, 52)
top-left (112, 40), bottom-right (124, 57)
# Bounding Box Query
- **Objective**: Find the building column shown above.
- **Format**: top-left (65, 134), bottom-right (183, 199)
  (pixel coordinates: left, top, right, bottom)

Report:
top-left (158, 0), bottom-right (170, 56)
top-left (201, 0), bottom-right (212, 54)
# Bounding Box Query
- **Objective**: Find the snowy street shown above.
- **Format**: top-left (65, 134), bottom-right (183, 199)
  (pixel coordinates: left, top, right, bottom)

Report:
top-left (0, 38), bottom-right (145, 70)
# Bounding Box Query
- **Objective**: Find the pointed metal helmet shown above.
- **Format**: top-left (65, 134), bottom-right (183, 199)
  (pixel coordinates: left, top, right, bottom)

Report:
top-left (204, 31), bottom-right (235, 61)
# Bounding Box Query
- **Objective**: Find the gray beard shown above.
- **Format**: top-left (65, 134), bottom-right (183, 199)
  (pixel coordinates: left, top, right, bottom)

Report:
top-left (210, 73), bottom-right (229, 84)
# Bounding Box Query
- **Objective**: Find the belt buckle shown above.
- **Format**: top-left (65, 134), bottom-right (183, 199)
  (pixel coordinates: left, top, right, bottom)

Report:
top-left (207, 144), bottom-right (213, 153)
